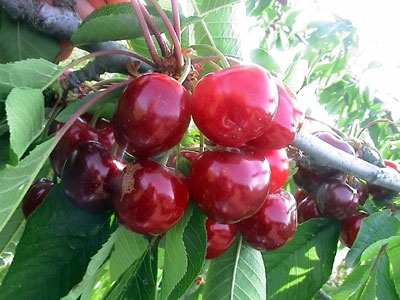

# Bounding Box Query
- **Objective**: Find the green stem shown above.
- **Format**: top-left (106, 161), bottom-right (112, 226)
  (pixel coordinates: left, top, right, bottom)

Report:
top-left (177, 56), bottom-right (192, 83)
top-left (189, 44), bottom-right (230, 69)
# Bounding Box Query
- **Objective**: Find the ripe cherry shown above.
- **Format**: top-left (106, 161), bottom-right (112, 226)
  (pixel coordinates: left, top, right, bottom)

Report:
top-left (297, 195), bottom-right (320, 223)
top-left (113, 73), bottom-right (191, 158)
top-left (188, 150), bottom-right (271, 224)
top-left (205, 218), bottom-right (237, 259)
top-left (61, 141), bottom-right (124, 213)
top-left (49, 117), bottom-right (98, 177)
top-left (260, 148), bottom-right (290, 193)
top-left (316, 178), bottom-right (359, 221)
top-left (293, 165), bottom-right (328, 196)
top-left (191, 64), bottom-right (278, 147)
top-left (237, 189), bottom-right (297, 251)
top-left (22, 178), bottom-right (55, 218)
top-left (340, 211), bottom-right (368, 248)
top-left (246, 80), bottom-right (304, 149)
top-left (112, 159), bottom-right (189, 235)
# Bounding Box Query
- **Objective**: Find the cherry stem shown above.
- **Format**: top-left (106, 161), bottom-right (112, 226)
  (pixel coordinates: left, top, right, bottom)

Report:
top-left (140, 4), bottom-right (169, 57)
top-left (356, 119), bottom-right (399, 139)
top-left (131, 0), bottom-right (163, 67)
top-left (189, 44), bottom-right (230, 69)
top-left (171, 0), bottom-right (181, 42)
top-left (147, 0), bottom-right (183, 71)
top-left (177, 56), bottom-right (191, 83)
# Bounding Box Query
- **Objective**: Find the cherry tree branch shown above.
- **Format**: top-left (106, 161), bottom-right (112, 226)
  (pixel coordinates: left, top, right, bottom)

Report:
top-left (292, 129), bottom-right (400, 192)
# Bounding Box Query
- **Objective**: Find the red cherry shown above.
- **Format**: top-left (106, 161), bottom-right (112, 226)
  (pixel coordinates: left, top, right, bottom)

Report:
top-left (316, 178), bottom-right (359, 221)
top-left (340, 212), bottom-right (368, 248)
top-left (188, 150), bottom-right (271, 224)
top-left (246, 80), bottom-right (304, 149)
top-left (260, 148), bottom-right (290, 193)
top-left (205, 218), bottom-right (237, 259)
top-left (112, 159), bottom-right (189, 235)
top-left (294, 188), bottom-right (309, 204)
top-left (22, 178), bottom-right (55, 218)
top-left (191, 65), bottom-right (278, 147)
top-left (95, 117), bottom-right (115, 150)
top-left (49, 117), bottom-right (98, 177)
top-left (237, 189), bottom-right (297, 251)
top-left (297, 195), bottom-right (320, 223)
top-left (113, 73), bottom-right (191, 158)
top-left (56, 39), bottom-right (74, 62)
top-left (61, 141), bottom-right (124, 213)
top-left (293, 165), bottom-right (329, 196)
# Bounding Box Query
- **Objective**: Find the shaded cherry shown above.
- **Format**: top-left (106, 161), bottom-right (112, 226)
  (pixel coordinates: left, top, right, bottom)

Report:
top-left (340, 211), bottom-right (368, 248)
top-left (297, 195), bottom-right (320, 223)
top-left (237, 189), bottom-right (297, 251)
top-left (188, 150), bottom-right (271, 224)
top-left (22, 178), bottom-right (55, 218)
top-left (61, 141), bottom-right (124, 213)
top-left (367, 159), bottom-right (399, 201)
top-left (112, 159), bottom-right (189, 235)
top-left (205, 218), bottom-right (237, 259)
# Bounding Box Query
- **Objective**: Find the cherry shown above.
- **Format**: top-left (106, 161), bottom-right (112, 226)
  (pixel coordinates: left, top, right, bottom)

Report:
top-left (259, 148), bottom-right (290, 193)
top-left (340, 211), bottom-right (368, 248)
top-left (367, 159), bottom-right (399, 201)
top-left (246, 80), bottom-right (304, 149)
top-left (292, 165), bottom-right (329, 196)
top-left (112, 73), bottom-right (191, 158)
top-left (112, 159), bottom-right (189, 235)
top-left (237, 189), bottom-right (297, 251)
top-left (94, 117), bottom-right (115, 151)
top-left (316, 178), bottom-right (359, 221)
top-left (205, 218), bottom-right (237, 259)
top-left (22, 178), bottom-right (55, 218)
top-left (347, 177), bottom-right (369, 205)
top-left (61, 141), bottom-right (124, 213)
top-left (294, 188), bottom-right (309, 204)
top-left (49, 117), bottom-right (98, 177)
top-left (188, 150), bottom-right (271, 224)
top-left (297, 195), bottom-right (320, 223)
top-left (191, 64), bottom-right (278, 147)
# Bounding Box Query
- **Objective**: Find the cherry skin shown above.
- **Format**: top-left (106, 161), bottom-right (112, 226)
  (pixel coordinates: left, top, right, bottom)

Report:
top-left (61, 141), bottom-right (124, 213)
top-left (237, 189), bottom-right (297, 251)
top-left (112, 159), bottom-right (189, 235)
top-left (113, 73), bottom-right (191, 158)
top-left (205, 218), bottom-right (237, 259)
top-left (188, 150), bottom-right (271, 224)
top-left (294, 188), bottom-right (309, 204)
top-left (246, 80), bottom-right (304, 149)
top-left (49, 117), bottom-right (98, 177)
top-left (340, 212), bottom-right (368, 248)
top-left (297, 195), bottom-right (320, 223)
top-left (22, 178), bottom-right (55, 218)
top-left (259, 148), bottom-right (290, 193)
top-left (293, 165), bottom-right (329, 196)
top-left (191, 64), bottom-right (278, 147)
top-left (316, 178), bottom-right (359, 221)
top-left (367, 159), bottom-right (399, 201)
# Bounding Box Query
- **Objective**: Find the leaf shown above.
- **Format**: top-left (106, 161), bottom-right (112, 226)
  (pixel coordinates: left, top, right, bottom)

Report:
top-left (103, 239), bottom-right (159, 300)
top-left (345, 210), bottom-right (400, 267)
top-left (0, 8), bottom-right (61, 64)
top-left (60, 227), bottom-right (119, 300)
top-left (0, 138), bottom-right (56, 233)
top-left (250, 48), bottom-right (282, 76)
top-left (0, 184), bottom-right (113, 300)
top-left (385, 237), bottom-right (400, 296)
top-left (109, 225), bottom-right (148, 281)
top-left (202, 237), bottom-right (266, 300)
top-left (160, 204), bottom-right (207, 300)
top-left (0, 206), bottom-right (24, 265)
top-left (263, 218), bottom-right (340, 300)
top-left (0, 58), bottom-right (62, 99)
top-left (6, 88), bottom-right (45, 160)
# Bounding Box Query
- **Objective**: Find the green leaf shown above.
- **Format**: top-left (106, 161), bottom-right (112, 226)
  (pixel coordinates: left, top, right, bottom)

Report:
top-left (250, 48), bottom-right (282, 76)
top-left (0, 138), bottom-right (56, 233)
top-left (0, 206), bottom-right (24, 265)
top-left (263, 218), bottom-right (340, 300)
top-left (202, 237), bottom-right (266, 300)
top-left (385, 237), bottom-right (400, 296)
top-left (0, 184), bottom-right (113, 300)
top-left (6, 88), bottom-right (45, 160)
top-left (346, 210), bottom-right (400, 267)
top-left (0, 8), bottom-right (61, 63)
top-left (103, 239), bottom-right (159, 300)
top-left (0, 58), bottom-right (62, 99)
top-left (60, 227), bottom-right (119, 300)
top-left (109, 225), bottom-right (148, 281)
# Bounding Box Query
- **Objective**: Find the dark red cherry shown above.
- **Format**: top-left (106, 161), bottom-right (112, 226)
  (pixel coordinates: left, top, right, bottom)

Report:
top-left (22, 178), bottom-right (55, 218)
top-left (340, 211), bottom-right (368, 248)
top-left (205, 218), bottom-right (237, 259)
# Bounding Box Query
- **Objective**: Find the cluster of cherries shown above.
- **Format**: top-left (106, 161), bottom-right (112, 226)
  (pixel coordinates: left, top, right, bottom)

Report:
top-left (23, 63), bottom-right (309, 259)
top-left (293, 130), bottom-right (399, 248)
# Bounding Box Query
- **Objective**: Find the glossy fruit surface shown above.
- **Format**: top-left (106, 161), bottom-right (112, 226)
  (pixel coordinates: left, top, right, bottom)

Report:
top-left (113, 73), bottom-right (191, 158)
top-left (316, 178), bottom-right (359, 221)
top-left (297, 195), bottom-right (320, 223)
top-left (238, 189), bottom-right (297, 251)
top-left (188, 150), bottom-right (271, 224)
top-left (61, 141), bottom-right (123, 212)
top-left (113, 159), bottom-right (189, 235)
top-left (340, 212), bottom-right (368, 247)
top-left (293, 165), bottom-right (328, 196)
top-left (49, 117), bottom-right (98, 177)
top-left (205, 218), bottom-right (237, 259)
top-left (22, 178), bottom-right (55, 218)
top-left (191, 65), bottom-right (278, 147)
top-left (260, 148), bottom-right (289, 193)
top-left (246, 80), bottom-right (304, 149)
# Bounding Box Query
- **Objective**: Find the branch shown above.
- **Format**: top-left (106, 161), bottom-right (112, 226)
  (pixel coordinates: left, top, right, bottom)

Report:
top-left (292, 129), bottom-right (400, 192)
